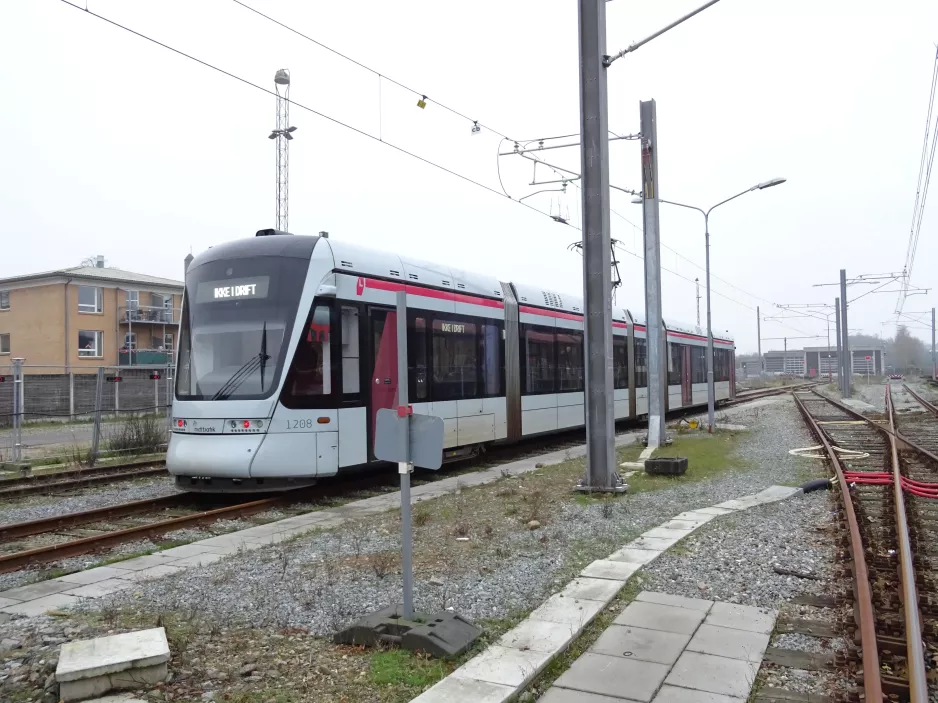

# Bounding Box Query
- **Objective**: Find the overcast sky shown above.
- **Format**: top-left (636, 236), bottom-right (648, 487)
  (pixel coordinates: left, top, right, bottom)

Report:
top-left (2, 0), bottom-right (936, 353)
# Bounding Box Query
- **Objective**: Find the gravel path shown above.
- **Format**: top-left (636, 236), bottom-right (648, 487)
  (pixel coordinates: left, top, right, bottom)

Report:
top-left (73, 396), bottom-right (828, 636)
top-left (0, 475), bottom-right (179, 526)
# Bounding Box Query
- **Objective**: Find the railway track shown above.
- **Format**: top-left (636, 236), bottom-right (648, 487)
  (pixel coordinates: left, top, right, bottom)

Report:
top-left (0, 459), bottom-right (167, 499)
top-left (792, 386), bottom-right (937, 703)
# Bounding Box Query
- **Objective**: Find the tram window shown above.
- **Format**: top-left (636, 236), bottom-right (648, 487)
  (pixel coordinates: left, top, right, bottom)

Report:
top-left (556, 331), bottom-right (584, 392)
top-left (481, 323), bottom-right (503, 397)
top-left (691, 346), bottom-right (707, 383)
top-left (613, 336), bottom-right (628, 389)
top-left (714, 349), bottom-right (731, 382)
top-left (432, 318), bottom-right (478, 400)
top-left (668, 343), bottom-right (683, 385)
top-left (341, 306), bottom-right (360, 396)
top-left (634, 338), bottom-right (648, 388)
top-left (408, 315), bottom-right (429, 401)
top-left (522, 325), bottom-right (555, 394)
top-left (283, 304), bottom-right (331, 401)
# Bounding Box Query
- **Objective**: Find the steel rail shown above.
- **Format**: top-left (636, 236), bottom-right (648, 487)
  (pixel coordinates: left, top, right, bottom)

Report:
top-left (0, 458), bottom-right (166, 488)
top-left (0, 495), bottom-right (286, 574)
top-left (902, 382), bottom-right (938, 415)
top-left (0, 494), bottom-right (189, 541)
top-left (791, 391), bottom-right (883, 702)
top-left (885, 385), bottom-right (929, 703)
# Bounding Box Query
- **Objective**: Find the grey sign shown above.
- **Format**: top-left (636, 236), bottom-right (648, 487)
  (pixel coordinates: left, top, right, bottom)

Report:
top-left (195, 276), bottom-right (270, 304)
top-left (374, 409), bottom-right (444, 470)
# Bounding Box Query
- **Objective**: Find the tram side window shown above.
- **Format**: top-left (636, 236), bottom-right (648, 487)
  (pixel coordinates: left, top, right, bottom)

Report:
top-left (282, 303), bottom-right (332, 405)
top-left (634, 338), bottom-right (648, 388)
top-left (714, 349), bottom-right (731, 382)
top-left (481, 322), bottom-right (503, 397)
top-left (408, 315), bottom-right (429, 401)
top-left (691, 346), bottom-right (707, 383)
top-left (556, 331), bottom-right (584, 392)
top-left (522, 325), bottom-right (555, 394)
top-left (432, 319), bottom-right (478, 401)
top-left (613, 336), bottom-right (629, 389)
top-left (340, 306), bottom-right (360, 397)
top-left (668, 343), bottom-right (683, 386)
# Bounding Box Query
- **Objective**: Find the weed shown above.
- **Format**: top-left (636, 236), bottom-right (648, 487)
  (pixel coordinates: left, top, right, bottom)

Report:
top-left (413, 507), bottom-right (431, 527)
top-left (370, 648), bottom-right (448, 688)
top-left (524, 489), bottom-right (546, 523)
top-left (483, 523), bottom-right (494, 538)
top-left (453, 522), bottom-right (470, 538)
top-left (600, 500), bottom-right (614, 519)
top-left (500, 467), bottom-right (511, 479)
top-left (347, 519), bottom-right (370, 559)
top-left (369, 551), bottom-right (396, 579)
top-left (105, 412), bottom-right (165, 456)
top-left (505, 504), bottom-right (519, 517)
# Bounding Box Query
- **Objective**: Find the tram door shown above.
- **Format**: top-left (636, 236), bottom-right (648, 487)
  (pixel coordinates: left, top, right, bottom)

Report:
top-left (681, 346), bottom-right (692, 406)
top-left (368, 308), bottom-right (399, 459)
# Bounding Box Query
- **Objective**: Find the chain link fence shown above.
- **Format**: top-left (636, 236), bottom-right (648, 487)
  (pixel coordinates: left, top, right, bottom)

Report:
top-left (0, 362), bottom-right (174, 468)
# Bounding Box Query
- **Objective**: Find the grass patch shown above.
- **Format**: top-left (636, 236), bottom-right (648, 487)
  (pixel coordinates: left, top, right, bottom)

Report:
top-left (370, 649), bottom-right (449, 688)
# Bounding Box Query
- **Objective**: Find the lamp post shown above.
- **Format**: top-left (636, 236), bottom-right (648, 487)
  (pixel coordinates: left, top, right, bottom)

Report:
top-left (632, 177), bottom-right (786, 432)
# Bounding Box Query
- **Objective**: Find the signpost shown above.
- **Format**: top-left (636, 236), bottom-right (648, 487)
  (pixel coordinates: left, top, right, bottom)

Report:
top-left (865, 355), bottom-right (872, 385)
top-left (335, 291), bottom-right (480, 658)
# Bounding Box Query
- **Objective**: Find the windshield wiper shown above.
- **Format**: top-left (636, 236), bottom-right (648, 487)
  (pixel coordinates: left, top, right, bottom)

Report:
top-left (259, 321), bottom-right (268, 392)
top-left (211, 324), bottom-right (272, 400)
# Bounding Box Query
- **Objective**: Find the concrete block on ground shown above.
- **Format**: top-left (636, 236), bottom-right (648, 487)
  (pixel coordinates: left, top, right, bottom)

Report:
top-left (753, 485), bottom-right (801, 504)
top-left (409, 675), bottom-right (514, 703)
top-left (664, 651), bottom-right (760, 698)
top-left (588, 624), bottom-right (690, 665)
top-left (538, 688), bottom-right (631, 703)
top-left (636, 591), bottom-right (714, 612)
top-left (692, 507), bottom-right (736, 516)
top-left (497, 619), bottom-right (577, 654)
top-left (705, 602), bottom-right (775, 634)
top-left (628, 535), bottom-right (684, 551)
top-left (527, 593), bottom-right (606, 631)
top-left (614, 601), bottom-right (707, 635)
top-left (552, 652), bottom-right (669, 702)
top-left (0, 596), bottom-right (22, 608)
top-left (713, 496), bottom-right (761, 511)
top-left (671, 511), bottom-right (718, 525)
top-left (641, 526), bottom-right (696, 540)
top-left (106, 554), bottom-right (177, 572)
top-left (112, 565), bottom-right (183, 582)
top-left (83, 694), bottom-right (150, 703)
top-left (686, 624), bottom-right (769, 662)
top-left (562, 577), bottom-right (625, 603)
top-left (2, 593), bottom-right (82, 616)
top-left (451, 645), bottom-right (552, 687)
top-left (1, 579), bottom-right (75, 601)
top-left (652, 685), bottom-right (744, 703)
top-left (607, 547), bottom-right (664, 566)
top-left (62, 579), bottom-right (133, 598)
top-left (56, 627), bottom-right (170, 702)
top-left (580, 559), bottom-right (641, 581)
top-left (169, 552), bottom-right (226, 568)
top-left (57, 567), bottom-right (134, 586)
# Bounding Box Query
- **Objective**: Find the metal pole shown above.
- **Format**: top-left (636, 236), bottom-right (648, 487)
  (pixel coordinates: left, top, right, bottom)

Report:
top-left (695, 278), bottom-right (701, 326)
top-left (579, 0), bottom-right (617, 480)
top-left (90, 367), bottom-right (105, 467)
top-left (827, 316), bottom-right (832, 383)
top-left (840, 270), bottom-right (851, 398)
top-left (640, 99), bottom-right (665, 449)
top-left (835, 298), bottom-right (843, 394)
top-left (756, 306), bottom-right (762, 380)
top-left (932, 308), bottom-right (936, 381)
top-left (704, 213), bottom-right (715, 431)
top-left (11, 358), bottom-right (23, 463)
top-left (395, 290), bottom-right (414, 620)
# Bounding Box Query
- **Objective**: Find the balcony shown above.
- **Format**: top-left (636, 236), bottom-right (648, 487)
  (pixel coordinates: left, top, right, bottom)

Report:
top-left (119, 349), bottom-right (173, 365)
top-left (121, 304), bottom-right (180, 325)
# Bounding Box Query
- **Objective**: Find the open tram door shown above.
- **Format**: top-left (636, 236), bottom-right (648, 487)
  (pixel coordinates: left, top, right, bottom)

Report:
top-left (366, 307), bottom-right (400, 460)
top-left (681, 346), bottom-right (692, 406)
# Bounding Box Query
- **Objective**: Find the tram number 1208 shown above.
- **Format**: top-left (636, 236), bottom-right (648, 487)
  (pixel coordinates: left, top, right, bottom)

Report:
top-left (286, 418), bottom-right (315, 430)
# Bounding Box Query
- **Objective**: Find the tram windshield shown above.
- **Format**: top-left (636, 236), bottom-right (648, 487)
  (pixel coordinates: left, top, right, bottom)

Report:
top-left (175, 256), bottom-right (309, 401)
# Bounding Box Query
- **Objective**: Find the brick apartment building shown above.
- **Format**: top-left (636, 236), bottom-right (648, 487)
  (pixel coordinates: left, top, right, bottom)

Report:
top-left (0, 256), bottom-right (183, 373)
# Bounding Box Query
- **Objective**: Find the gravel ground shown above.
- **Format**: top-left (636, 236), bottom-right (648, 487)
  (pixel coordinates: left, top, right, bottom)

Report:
top-left (0, 475), bottom-right (179, 526)
top-left (67, 396), bottom-right (830, 636)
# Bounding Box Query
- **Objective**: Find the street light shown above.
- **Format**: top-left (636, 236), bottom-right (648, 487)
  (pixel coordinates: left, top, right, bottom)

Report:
top-left (632, 177), bottom-right (786, 432)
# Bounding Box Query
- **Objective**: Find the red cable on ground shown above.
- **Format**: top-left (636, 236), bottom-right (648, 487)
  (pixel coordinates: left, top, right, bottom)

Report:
top-left (842, 471), bottom-right (938, 498)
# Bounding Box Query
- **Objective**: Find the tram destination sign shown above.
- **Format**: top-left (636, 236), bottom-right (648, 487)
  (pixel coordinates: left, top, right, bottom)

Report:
top-left (196, 276), bottom-right (270, 303)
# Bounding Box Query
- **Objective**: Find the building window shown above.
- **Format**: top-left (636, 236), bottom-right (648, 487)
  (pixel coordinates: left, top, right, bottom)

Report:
top-left (0, 333), bottom-right (9, 354)
top-left (522, 325), bottom-right (555, 394)
top-left (634, 338), bottom-right (648, 388)
top-left (556, 331), bottom-right (584, 392)
top-left (0, 291), bottom-right (9, 310)
top-left (432, 318), bottom-right (478, 401)
top-left (163, 334), bottom-right (174, 351)
top-left (78, 286), bottom-right (103, 313)
top-left (124, 332), bottom-right (137, 350)
top-left (126, 290), bottom-right (139, 310)
top-left (613, 336), bottom-right (628, 389)
top-left (78, 330), bottom-right (103, 357)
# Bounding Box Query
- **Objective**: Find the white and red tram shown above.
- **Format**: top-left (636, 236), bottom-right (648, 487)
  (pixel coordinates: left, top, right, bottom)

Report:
top-left (168, 230), bottom-right (735, 492)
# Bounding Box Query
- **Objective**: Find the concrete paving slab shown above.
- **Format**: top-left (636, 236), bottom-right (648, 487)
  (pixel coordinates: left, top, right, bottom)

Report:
top-left (528, 593), bottom-right (607, 630)
top-left (581, 559), bottom-right (641, 581)
top-left (671, 511), bottom-right (718, 524)
top-left (686, 624), bottom-right (769, 662)
top-left (636, 591), bottom-right (714, 612)
top-left (664, 651), bottom-right (760, 698)
top-left (614, 601), bottom-right (707, 635)
top-left (0, 596), bottom-right (22, 607)
top-left (641, 527), bottom-right (696, 540)
top-left (410, 675), bottom-right (515, 703)
top-left (106, 554), bottom-right (177, 571)
top-left (629, 535), bottom-right (684, 550)
top-left (2, 592), bottom-right (82, 616)
top-left (589, 624), bottom-right (690, 665)
top-left (562, 577), bottom-right (626, 604)
top-left (705, 602), bottom-right (775, 634)
top-left (607, 547), bottom-right (664, 565)
top-left (652, 685), bottom-right (744, 703)
top-left (713, 497), bottom-right (762, 511)
top-left (83, 694), bottom-right (149, 703)
top-left (660, 519), bottom-right (703, 531)
top-left (691, 507), bottom-right (736, 516)
top-left (1, 578), bottom-right (75, 601)
top-left (57, 627), bottom-right (170, 681)
top-left (451, 645), bottom-right (552, 687)
top-left (166, 552), bottom-right (226, 568)
top-left (112, 565), bottom-right (183, 582)
top-left (539, 688), bottom-right (637, 703)
top-left (497, 619), bottom-right (577, 654)
top-left (57, 567), bottom-right (135, 585)
top-left (553, 652), bottom-right (669, 702)
top-left (753, 485), bottom-right (801, 503)
top-left (62, 579), bottom-right (133, 598)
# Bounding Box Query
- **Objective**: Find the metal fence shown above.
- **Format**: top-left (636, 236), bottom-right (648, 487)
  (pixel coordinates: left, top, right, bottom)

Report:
top-left (0, 361), bottom-right (174, 468)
